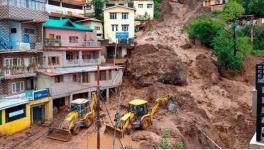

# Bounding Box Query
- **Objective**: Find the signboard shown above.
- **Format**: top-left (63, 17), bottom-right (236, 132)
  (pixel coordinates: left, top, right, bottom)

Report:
top-left (116, 32), bottom-right (129, 40)
top-left (33, 89), bottom-right (49, 100)
top-left (25, 91), bottom-right (34, 100)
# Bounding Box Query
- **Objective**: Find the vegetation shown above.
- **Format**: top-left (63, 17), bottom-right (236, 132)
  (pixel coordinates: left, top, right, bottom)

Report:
top-left (184, 1), bottom-right (254, 72)
top-left (93, 0), bottom-right (104, 20)
top-left (237, 0), bottom-right (264, 17)
top-left (154, 0), bottom-right (161, 19)
top-left (160, 129), bottom-right (170, 149)
top-left (121, 145), bottom-right (133, 149)
top-left (174, 141), bottom-right (185, 149)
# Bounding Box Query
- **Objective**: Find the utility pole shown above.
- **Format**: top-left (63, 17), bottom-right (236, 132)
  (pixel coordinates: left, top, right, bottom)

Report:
top-left (96, 64), bottom-right (100, 149)
top-left (250, 17), bottom-right (254, 50)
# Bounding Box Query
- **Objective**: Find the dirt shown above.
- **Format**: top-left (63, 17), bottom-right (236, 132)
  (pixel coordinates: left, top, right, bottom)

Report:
top-left (118, 0), bottom-right (258, 148)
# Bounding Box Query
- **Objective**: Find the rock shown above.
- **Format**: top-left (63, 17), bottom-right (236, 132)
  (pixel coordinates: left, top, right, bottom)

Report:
top-left (180, 43), bottom-right (192, 49)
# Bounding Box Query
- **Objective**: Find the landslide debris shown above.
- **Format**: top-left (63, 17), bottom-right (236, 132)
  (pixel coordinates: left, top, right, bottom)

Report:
top-left (119, 0), bottom-right (256, 148)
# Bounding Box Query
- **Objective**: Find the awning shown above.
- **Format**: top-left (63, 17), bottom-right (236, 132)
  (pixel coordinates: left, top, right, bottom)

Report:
top-left (62, 0), bottom-right (85, 6)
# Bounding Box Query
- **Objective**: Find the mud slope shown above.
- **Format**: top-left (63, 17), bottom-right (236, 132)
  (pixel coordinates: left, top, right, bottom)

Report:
top-left (120, 0), bottom-right (256, 148)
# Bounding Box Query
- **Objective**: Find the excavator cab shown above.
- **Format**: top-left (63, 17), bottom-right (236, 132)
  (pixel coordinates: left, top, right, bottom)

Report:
top-left (128, 99), bottom-right (148, 119)
top-left (70, 99), bottom-right (90, 118)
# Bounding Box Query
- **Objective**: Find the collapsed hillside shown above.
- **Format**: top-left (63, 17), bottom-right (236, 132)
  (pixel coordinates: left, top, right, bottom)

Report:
top-left (117, 0), bottom-right (256, 148)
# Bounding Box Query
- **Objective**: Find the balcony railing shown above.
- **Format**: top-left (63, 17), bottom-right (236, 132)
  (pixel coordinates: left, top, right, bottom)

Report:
top-left (0, 40), bottom-right (42, 51)
top-left (65, 58), bottom-right (100, 66)
top-left (118, 38), bottom-right (135, 46)
top-left (0, 67), bottom-right (37, 76)
top-left (44, 39), bottom-right (101, 47)
top-left (0, 0), bottom-right (46, 11)
top-left (46, 4), bottom-right (83, 16)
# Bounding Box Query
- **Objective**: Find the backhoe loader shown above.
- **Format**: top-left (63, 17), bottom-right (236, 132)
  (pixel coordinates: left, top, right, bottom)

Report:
top-left (47, 92), bottom-right (97, 142)
top-left (104, 95), bottom-right (171, 137)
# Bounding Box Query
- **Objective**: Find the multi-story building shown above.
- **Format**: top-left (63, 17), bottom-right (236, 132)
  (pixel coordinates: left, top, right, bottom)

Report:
top-left (0, 0), bottom-right (48, 96)
top-left (39, 18), bottom-right (123, 115)
top-left (76, 18), bottom-right (104, 40)
top-left (103, 6), bottom-right (135, 65)
top-left (46, 0), bottom-right (87, 21)
top-left (203, 0), bottom-right (228, 11)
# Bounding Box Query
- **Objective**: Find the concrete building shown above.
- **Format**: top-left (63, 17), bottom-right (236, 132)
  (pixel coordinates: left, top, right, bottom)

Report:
top-left (39, 18), bottom-right (124, 116)
top-left (134, 0), bottom-right (154, 20)
top-left (0, 89), bottom-right (51, 136)
top-left (46, 0), bottom-right (87, 21)
top-left (103, 6), bottom-right (135, 65)
top-left (76, 18), bottom-right (104, 40)
top-left (203, 0), bottom-right (228, 11)
top-left (0, 0), bottom-right (48, 96)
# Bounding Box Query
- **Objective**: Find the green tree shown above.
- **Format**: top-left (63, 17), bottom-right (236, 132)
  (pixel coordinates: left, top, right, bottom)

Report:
top-left (237, 0), bottom-right (264, 17)
top-left (93, 0), bottom-right (104, 20)
top-left (212, 30), bottom-right (252, 72)
top-left (154, 0), bottom-right (161, 19)
top-left (160, 129), bottom-right (170, 149)
top-left (184, 16), bottom-right (225, 47)
top-left (220, 0), bottom-right (245, 21)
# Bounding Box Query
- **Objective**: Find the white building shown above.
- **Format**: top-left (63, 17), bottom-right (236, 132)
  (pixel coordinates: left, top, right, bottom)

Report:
top-left (134, 0), bottom-right (154, 20)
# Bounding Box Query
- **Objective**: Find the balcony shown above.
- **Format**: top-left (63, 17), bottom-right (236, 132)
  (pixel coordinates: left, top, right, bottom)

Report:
top-left (0, 66), bottom-right (38, 79)
top-left (0, 0), bottom-right (48, 22)
top-left (44, 39), bottom-right (101, 47)
top-left (0, 40), bottom-right (43, 52)
top-left (65, 58), bottom-right (101, 66)
top-left (46, 4), bottom-right (84, 17)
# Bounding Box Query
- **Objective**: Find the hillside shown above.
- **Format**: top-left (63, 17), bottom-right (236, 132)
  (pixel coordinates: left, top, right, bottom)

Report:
top-left (115, 0), bottom-right (256, 148)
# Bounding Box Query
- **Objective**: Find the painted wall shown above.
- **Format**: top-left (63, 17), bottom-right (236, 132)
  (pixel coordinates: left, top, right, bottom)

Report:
top-left (203, 0), bottom-right (227, 7)
top-left (134, 0), bottom-right (154, 20)
top-left (0, 103), bottom-right (31, 136)
top-left (104, 7), bottom-right (135, 43)
top-left (78, 21), bottom-right (103, 39)
top-left (44, 28), bottom-right (97, 47)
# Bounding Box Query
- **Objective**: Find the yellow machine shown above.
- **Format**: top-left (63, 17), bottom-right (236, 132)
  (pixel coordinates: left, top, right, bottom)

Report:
top-left (47, 92), bottom-right (97, 142)
top-left (105, 96), bottom-right (170, 137)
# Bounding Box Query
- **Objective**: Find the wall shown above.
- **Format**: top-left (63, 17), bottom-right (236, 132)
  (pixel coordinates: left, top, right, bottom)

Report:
top-left (44, 28), bottom-right (96, 47)
top-left (104, 7), bottom-right (135, 43)
top-left (134, 0), bottom-right (154, 20)
top-left (0, 103), bottom-right (31, 136)
top-left (79, 21), bottom-right (103, 39)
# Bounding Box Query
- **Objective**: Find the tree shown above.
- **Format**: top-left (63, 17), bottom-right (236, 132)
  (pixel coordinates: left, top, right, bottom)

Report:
top-left (154, 0), bottom-right (161, 19)
top-left (92, 0), bottom-right (104, 20)
top-left (160, 129), bottom-right (170, 149)
top-left (237, 0), bottom-right (264, 17)
top-left (212, 30), bottom-right (252, 72)
top-left (220, 0), bottom-right (245, 21)
top-left (184, 16), bottom-right (225, 48)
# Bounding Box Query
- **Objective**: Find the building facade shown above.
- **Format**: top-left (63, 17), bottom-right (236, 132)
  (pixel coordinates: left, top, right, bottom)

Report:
top-left (39, 18), bottom-right (124, 117)
top-left (0, 0), bottom-right (48, 96)
top-left (46, 0), bottom-right (86, 21)
top-left (203, 0), bottom-right (228, 11)
top-left (76, 18), bottom-right (104, 40)
top-left (103, 6), bottom-right (135, 65)
top-left (134, 0), bottom-right (154, 20)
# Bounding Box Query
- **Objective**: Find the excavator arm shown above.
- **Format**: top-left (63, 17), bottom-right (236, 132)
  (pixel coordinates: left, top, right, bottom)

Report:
top-left (150, 96), bottom-right (169, 118)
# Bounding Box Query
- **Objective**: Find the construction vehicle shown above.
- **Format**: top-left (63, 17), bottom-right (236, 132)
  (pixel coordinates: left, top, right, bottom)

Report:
top-left (105, 96), bottom-right (171, 137)
top-left (47, 92), bottom-right (97, 142)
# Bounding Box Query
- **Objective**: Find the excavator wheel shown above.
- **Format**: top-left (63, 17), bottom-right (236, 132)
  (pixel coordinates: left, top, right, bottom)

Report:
top-left (141, 117), bottom-right (152, 130)
top-left (72, 126), bottom-right (80, 135)
top-left (84, 117), bottom-right (93, 128)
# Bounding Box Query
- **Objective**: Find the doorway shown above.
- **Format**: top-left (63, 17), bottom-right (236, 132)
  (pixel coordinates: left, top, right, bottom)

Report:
top-left (31, 104), bottom-right (45, 123)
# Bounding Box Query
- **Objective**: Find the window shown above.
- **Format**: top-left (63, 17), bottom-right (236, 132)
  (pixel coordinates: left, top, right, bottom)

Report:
top-left (110, 13), bottom-right (117, 19)
top-left (108, 70), bottom-right (112, 80)
top-left (95, 26), bottom-right (100, 30)
top-left (55, 75), bottom-right (64, 83)
top-left (13, 58), bottom-right (24, 66)
top-left (111, 24), bottom-right (118, 31)
top-left (122, 24), bottom-right (129, 31)
top-left (4, 58), bottom-right (12, 67)
top-left (147, 4), bottom-right (153, 8)
top-left (12, 81), bottom-right (25, 94)
top-left (48, 34), bottom-right (55, 39)
top-left (48, 56), bottom-right (60, 66)
top-left (69, 36), bottom-right (78, 43)
top-left (6, 105), bottom-right (26, 123)
top-left (81, 72), bottom-right (90, 83)
top-left (122, 13), bottom-right (129, 19)
top-left (100, 70), bottom-right (107, 81)
top-left (11, 28), bottom-right (17, 33)
top-left (73, 73), bottom-right (81, 82)
top-left (138, 4), bottom-right (143, 8)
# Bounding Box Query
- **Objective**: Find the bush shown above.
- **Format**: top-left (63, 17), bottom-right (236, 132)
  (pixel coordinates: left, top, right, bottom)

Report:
top-left (237, 0), bottom-right (264, 17)
top-left (160, 129), bottom-right (170, 149)
top-left (184, 16), bottom-right (224, 47)
top-left (154, 0), bottom-right (161, 19)
top-left (220, 0), bottom-right (245, 21)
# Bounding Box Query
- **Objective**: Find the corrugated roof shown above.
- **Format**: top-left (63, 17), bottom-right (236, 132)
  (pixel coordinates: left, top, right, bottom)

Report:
top-left (43, 19), bottom-right (93, 32)
top-left (38, 65), bottom-right (123, 76)
top-left (76, 18), bottom-right (102, 23)
top-left (103, 5), bottom-right (136, 11)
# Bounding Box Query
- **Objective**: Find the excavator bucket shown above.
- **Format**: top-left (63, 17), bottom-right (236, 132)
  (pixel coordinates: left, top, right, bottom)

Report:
top-left (47, 128), bottom-right (72, 142)
top-left (104, 124), bottom-right (123, 138)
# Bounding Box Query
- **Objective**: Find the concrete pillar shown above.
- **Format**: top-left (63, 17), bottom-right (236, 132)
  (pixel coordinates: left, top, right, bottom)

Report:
top-left (252, 88), bottom-right (257, 117)
top-left (79, 51), bottom-right (82, 65)
top-left (49, 98), bottom-right (53, 121)
top-left (121, 47), bottom-right (127, 58)
top-left (69, 94), bottom-right (73, 108)
top-left (106, 88), bottom-right (110, 101)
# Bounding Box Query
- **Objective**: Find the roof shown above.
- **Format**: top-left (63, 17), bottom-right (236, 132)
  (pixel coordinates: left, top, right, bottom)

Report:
top-left (0, 94), bottom-right (29, 110)
top-left (128, 99), bottom-right (148, 106)
top-left (44, 47), bottom-right (102, 51)
top-left (43, 19), bottom-right (93, 32)
top-left (103, 5), bottom-right (136, 11)
top-left (76, 18), bottom-right (102, 23)
top-left (72, 98), bottom-right (90, 104)
top-left (38, 65), bottom-right (124, 77)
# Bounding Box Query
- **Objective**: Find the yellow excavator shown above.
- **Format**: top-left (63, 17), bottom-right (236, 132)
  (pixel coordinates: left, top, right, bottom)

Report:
top-left (105, 96), bottom-right (171, 137)
top-left (47, 92), bottom-right (97, 142)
